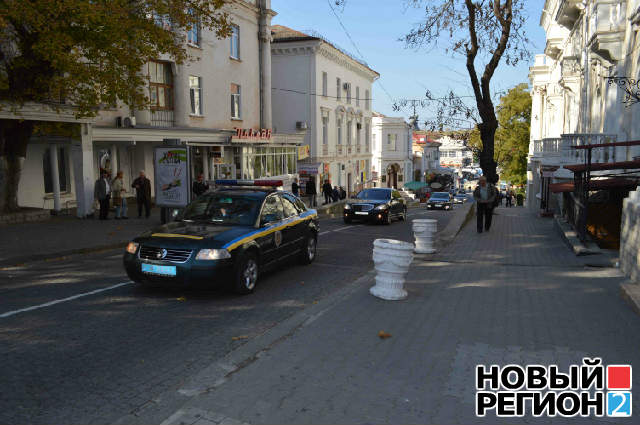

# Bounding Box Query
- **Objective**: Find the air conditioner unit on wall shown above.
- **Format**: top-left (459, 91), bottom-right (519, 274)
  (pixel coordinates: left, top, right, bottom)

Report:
top-left (116, 116), bottom-right (136, 128)
top-left (296, 121), bottom-right (308, 130)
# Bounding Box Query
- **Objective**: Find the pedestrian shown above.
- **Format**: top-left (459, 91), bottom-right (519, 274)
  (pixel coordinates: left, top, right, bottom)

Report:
top-left (339, 186), bottom-right (346, 199)
top-left (305, 178), bottom-right (317, 207)
top-left (291, 178), bottom-right (299, 197)
top-left (322, 180), bottom-right (332, 204)
top-left (132, 170), bottom-right (152, 218)
top-left (473, 176), bottom-right (497, 233)
top-left (94, 170), bottom-right (112, 220)
top-left (506, 189), bottom-right (513, 207)
top-left (111, 171), bottom-right (128, 220)
top-left (192, 173), bottom-right (208, 198)
top-left (332, 186), bottom-right (340, 202)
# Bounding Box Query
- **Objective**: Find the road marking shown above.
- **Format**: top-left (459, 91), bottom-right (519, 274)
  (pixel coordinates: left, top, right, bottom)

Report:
top-left (319, 225), bottom-right (359, 236)
top-left (0, 281), bottom-right (132, 319)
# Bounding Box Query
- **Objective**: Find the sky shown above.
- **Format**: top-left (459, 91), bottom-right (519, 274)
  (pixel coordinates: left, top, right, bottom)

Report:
top-left (270, 0), bottom-right (547, 128)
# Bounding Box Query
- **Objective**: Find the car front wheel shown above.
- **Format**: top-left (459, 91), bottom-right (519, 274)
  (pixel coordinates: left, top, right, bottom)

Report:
top-left (233, 252), bottom-right (258, 295)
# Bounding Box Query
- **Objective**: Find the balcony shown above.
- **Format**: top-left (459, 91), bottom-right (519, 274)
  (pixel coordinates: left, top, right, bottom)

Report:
top-left (150, 110), bottom-right (175, 127)
top-left (556, 0), bottom-right (584, 29)
top-left (561, 133), bottom-right (618, 165)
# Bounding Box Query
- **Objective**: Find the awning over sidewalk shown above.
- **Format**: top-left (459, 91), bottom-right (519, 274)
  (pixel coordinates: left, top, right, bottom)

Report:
top-left (549, 178), bottom-right (640, 193)
top-left (563, 160), bottom-right (640, 173)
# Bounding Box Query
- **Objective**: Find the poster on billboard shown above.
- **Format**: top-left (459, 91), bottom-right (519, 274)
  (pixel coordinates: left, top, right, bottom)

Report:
top-left (154, 146), bottom-right (190, 207)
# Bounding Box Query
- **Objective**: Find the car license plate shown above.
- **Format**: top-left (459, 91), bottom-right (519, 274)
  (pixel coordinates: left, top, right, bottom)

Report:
top-left (141, 263), bottom-right (176, 276)
top-left (435, 204), bottom-right (442, 207)
top-left (355, 211), bottom-right (368, 215)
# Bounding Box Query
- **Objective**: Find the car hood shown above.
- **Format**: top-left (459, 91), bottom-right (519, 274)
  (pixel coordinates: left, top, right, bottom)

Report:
top-left (135, 222), bottom-right (255, 249)
top-left (348, 199), bottom-right (390, 205)
top-left (428, 197), bottom-right (450, 202)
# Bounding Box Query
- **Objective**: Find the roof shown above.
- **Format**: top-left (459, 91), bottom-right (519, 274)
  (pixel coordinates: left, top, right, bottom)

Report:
top-left (549, 178), bottom-right (640, 193)
top-left (563, 160), bottom-right (640, 172)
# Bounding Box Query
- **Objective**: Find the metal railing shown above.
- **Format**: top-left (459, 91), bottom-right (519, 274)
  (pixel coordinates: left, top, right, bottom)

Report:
top-left (322, 145), bottom-right (329, 156)
top-left (150, 110), bottom-right (175, 127)
top-left (561, 133), bottom-right (618, 164)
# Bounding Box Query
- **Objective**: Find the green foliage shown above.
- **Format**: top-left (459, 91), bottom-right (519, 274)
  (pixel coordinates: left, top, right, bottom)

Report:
top-left (0, 0), bottom-right (231, 117)
top-left (494, 83), bottom-right (531, 185)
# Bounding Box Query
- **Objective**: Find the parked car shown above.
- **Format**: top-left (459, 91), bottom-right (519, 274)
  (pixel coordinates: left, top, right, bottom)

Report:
top-left (123, 180), bottom-right (319, 294)
top-left (427, 192), bottom-right (453, 210)
top-left (343, 188), bottom-right (407, 224)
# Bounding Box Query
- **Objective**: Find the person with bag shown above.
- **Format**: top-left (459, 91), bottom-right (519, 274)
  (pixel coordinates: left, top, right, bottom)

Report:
top-left (305, 178), bottom-right (317, 207)
top-left (111, 171), bottom-right (128, 220)
top-left (473, 176), bottom-right (497, 233)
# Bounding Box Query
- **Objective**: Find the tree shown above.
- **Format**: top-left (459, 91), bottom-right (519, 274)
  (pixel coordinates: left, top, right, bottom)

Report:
top-left (0, 0), bottom-right (231, 212)
top-left (494, 83), bottom-right (531, 185)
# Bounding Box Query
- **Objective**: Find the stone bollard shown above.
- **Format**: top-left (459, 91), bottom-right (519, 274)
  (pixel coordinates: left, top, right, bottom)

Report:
top-left (370, 239), bottom-right (414, 300)
top-left (412, 219), bottom-right (437, 254)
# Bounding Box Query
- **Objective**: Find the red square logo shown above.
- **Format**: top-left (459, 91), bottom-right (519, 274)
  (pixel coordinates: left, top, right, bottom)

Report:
top-left (607, 365), bottom-right (632, 390)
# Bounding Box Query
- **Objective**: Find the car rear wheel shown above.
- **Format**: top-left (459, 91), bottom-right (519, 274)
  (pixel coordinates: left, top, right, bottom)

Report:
top-left (299, 233), bottom-right (317, 265)
top-left (233, 252), bottom-right (258, 295)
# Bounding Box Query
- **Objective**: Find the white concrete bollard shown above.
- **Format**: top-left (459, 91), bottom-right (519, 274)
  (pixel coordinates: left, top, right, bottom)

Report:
top-left (369, 238), bottom-right (414, 300)
top-left (412, 219), bottom-right (437, 254)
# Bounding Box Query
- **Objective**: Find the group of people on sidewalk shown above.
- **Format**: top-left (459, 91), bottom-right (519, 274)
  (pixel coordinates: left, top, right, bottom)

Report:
top-left (94, 170), bottom-right (152, 220)
top-left (290, 178), bottom-right (346, 208)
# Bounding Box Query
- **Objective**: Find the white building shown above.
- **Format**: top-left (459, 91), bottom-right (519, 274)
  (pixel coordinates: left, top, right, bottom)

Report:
top-left (527, 0), bottom-right (640, 215)
top-left (370, 113), bottom-right (412, 188)
top-left (437, 135), bottom-right (473, 170)
top-left (271, 26), bottom-right (379, 195)
top-left (412, 132), bottom-right (441, 182)
top-left (9, 0), bottom-right (305, 217)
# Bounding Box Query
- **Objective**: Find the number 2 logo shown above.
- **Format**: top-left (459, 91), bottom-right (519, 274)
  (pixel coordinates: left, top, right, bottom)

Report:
top-left (607, 392), bottom-right (632, 417)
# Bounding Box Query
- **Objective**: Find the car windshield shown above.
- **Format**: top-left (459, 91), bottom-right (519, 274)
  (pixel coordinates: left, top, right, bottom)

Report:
top-left (356, 189), bottom-right (391, 200)
top-left (431, 192), bottom-right (449, 200)
top-left (181, 193), bottom-right (262, 226)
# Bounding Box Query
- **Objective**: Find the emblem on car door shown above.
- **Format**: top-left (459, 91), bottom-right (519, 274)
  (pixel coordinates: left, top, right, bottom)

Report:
top-left (157, 249), bottom-right (167, 259)
top-left (274, 230), bottom-right (283, 247)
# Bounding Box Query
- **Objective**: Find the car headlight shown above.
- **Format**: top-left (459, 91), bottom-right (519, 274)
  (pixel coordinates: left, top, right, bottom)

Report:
top-left (126, 242), bottom-right (139, 254)
top-left (196, 249), bottom-right (231, 260)
top-left (344, 204), bottom-right (352, 210)
top-left (374, 204), bottom-right (388, 210)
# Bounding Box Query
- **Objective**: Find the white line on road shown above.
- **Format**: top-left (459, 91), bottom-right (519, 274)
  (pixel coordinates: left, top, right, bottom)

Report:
top-left (319, 225), bottom-right (358, 236)
top-left (0, 281), bottom-right (132, 319)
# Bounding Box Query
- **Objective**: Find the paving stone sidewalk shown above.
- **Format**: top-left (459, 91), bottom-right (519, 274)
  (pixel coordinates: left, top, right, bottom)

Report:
top-left (161, 206), bottom-right (640, 424)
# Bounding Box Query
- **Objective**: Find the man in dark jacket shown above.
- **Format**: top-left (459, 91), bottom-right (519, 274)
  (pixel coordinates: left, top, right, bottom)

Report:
top-left (94, 170), bottom-right (112, 220)
top-left (291, 178), bottom-right (299, 197)
top-left (305, 178), bottom-right (317, 207)
top-left (132, 170), bottom-right (152, 218)
top-left (192, 173), bottom-right (208, 198)
top-left (473, 176), bottom-right (497, 233)
top-left (322, 180), bottom-right (332, 204)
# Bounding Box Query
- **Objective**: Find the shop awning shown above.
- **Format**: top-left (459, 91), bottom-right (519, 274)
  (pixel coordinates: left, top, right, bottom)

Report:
top-left (550, 178), bottom-right (640, 193)
top-left (563, 160), bottom-right (640, 172)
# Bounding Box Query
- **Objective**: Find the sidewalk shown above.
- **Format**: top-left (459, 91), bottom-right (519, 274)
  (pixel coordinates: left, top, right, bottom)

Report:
top-left (0, 208), bottom-right (163, 266)
top-left (157, 207), bottom-right (640, 424)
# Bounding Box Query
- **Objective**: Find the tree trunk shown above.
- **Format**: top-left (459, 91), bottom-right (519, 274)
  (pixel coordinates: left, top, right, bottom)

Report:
top-left (0, 120), bottom-right (34, 213)
top-left (478, 119), bottom-right (498, 184)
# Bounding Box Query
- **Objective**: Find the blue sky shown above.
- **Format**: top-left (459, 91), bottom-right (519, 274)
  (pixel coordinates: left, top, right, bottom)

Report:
top-left (271, 0), bottom-right (547, 127)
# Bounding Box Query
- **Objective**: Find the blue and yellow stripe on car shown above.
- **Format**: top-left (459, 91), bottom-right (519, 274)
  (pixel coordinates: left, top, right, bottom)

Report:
top-left (222, 210), bottom-right (318, 252)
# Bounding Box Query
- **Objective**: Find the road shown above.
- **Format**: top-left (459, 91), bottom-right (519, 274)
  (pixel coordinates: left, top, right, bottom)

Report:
top-left (0, 206), bottom-right (456, 424)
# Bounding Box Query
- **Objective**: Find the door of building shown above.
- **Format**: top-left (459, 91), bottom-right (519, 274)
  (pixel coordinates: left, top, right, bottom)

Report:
top-left (214, 164), bottom-right (235, 179)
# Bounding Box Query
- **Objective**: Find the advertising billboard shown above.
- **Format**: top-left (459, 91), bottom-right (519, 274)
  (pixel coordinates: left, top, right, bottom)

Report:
top-left (154, 146), bottom-right (190, 208)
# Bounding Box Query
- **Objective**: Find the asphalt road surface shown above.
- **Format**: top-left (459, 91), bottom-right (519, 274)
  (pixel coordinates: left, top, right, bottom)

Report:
top-left (0, 206), bottom-right (455, 424)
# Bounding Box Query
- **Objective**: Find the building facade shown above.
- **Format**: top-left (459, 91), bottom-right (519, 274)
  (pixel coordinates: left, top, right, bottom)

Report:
top-left (527, 0), bottom-right (640, 214)
top-left (412, 132), bottom-right (441, 182)
top-left (370, 113), bottom-right (413, 188)
top-left (10, 0), bottom-right (305, 217)
top-left (271, 26), bottom-right (379, 196)
top-left (437, 135), bottom-right (474, 170)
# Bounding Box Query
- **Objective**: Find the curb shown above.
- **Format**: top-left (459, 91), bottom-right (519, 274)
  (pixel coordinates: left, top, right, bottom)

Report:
top-left (553, 216), bottom-right (600, 256)
top-left (114, 270), bottom-right (376, 425)
top-left (434, 202), bottom-right (475, 247)
top-left (620, 281), bottom-right (640, 316)
top-left (0, 242), bottom-right (129, 268)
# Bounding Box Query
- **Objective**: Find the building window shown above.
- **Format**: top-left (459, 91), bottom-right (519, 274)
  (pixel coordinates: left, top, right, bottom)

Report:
top-left (148, 61), bottom-right (173, 110)
top-left (231, 83), bottom-right (241, 119)
top-left (187, 10), bottom-right (200, 46)
top-left (322, 72), bottom-right (328, 97)
top-left (43, 146), bottom-right (69, 193)
top-left (336, 78), bottom-right (341, 100)
top-left (365, 123), bottom-right (370, 152)
top-left (152, 13), bottom-right (172, 31)
top-left (365, 89), bottom-right (370, 110)
top-left (322, 116), bottom-right (328, 145)
top-left (356, 122), bottom-right (361, 146)
top-left (387, 133), bottom-right (397, 151)
top-left (230, 25), bottom-right (240, 59)
top-left (347, 120), bottom-right (352, 145)
top-left (189, 76), bottom-right (202, 115)
top-left (337, 118), bottom-right (342, 145)
top-left (346, 83), bottom-right (351, 104)
top-left (356, 87), bottom-right (360, 106)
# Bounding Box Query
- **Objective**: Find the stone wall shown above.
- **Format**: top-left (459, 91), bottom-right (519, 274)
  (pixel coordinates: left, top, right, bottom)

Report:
top-left (620, 188), bottom-right (640, 282)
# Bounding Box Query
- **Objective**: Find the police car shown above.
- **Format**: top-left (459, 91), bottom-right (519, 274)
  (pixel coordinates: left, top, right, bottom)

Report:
top-left (123, 180), bottom-right (319, 294)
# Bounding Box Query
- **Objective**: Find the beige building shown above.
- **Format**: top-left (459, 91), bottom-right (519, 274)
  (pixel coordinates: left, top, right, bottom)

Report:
top-left (270, 26), bottom-right (379, 196)
top-left (10, 0), bottom-right (304, 217)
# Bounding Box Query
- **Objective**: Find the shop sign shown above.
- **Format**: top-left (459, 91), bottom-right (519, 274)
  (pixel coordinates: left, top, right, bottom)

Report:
top-left (298, 145), bottom-right (310, 160)
top-left (231, 128), bottom-right (272, 143)
top-left (154, 146), bottom-right (190, 207)
top-left (298, 163), bottom-right (322, 175)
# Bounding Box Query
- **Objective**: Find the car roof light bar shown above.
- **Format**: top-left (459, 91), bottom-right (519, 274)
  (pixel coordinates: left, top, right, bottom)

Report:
top-left (215, 179), bottom-right (283, 187)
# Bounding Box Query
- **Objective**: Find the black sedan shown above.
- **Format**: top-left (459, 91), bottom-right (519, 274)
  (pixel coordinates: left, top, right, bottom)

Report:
top-left (343, 188), bottom-right (407, 224)
top-left (123, 181), bottom-right (319, 294)
top-left (427, 191), bottom-right (454, 210)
